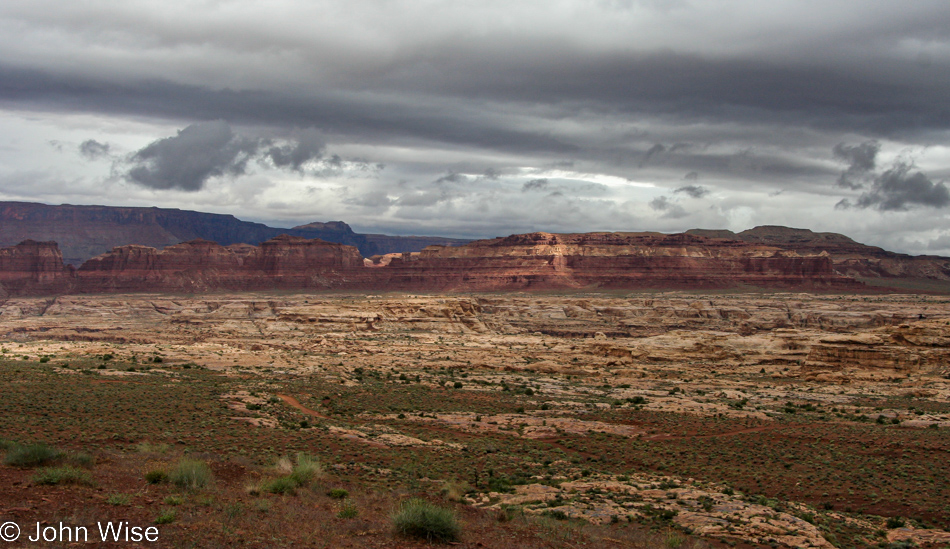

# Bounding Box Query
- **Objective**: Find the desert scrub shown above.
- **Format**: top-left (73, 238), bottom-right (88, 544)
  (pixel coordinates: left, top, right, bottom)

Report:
top-left (135, 442), bottom-right (170, 454)
top-left (33, 466), bottom-right (94, 486)
top-left (328, 488), bottom-right (349, 499)
top-left (260, 476), bottom-right (299, 495)
top-left (3, 442), bottom-right (62, 467)
top-left (106, 493), bottom-right (131, 506)
top-left (256, 453), bottom-right (324, 495)
top-left (154, 509), bottom-right (176, 525)
top-left (169, 458), bottom-right (213, 489)
top-left (289, 453), bottom-right (323, 486)
top-left (337, 499), bottom-right (359, 519)
top-left (392, 498), bottom-right (461, 542)
top-left (145, 469), bottom-right (168, 484)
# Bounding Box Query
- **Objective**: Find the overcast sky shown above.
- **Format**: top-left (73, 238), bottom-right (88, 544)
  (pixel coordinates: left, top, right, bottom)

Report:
top-left (1, 0), bottom-right (949, 254)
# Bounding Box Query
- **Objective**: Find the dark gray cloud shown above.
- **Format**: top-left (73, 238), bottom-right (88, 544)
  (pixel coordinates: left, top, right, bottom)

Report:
top-left (435, 172), bottom-right (467, 185)
top-left (844, 162), bottom-right (950, 211)
top-left (522, 179), bottom-right (549, 192)
top-left (121, 122), bottom-right (342, 190)
top-left (125, 121), bottom-right (259, 191)
top-left (264, 128), bottom-right (325, 172)
top-left (833, 141), bottom-right (880, 189)
top-left (673, 185), bottom-right (709, 198)
top-left (683, 171), bottom-right (699, 180)
top-left (639, 143), bottom-right (666, 167)
top-left (649, 195), bottom-right (688, 218)
top-left (79, 139), bottom-right (110, 160)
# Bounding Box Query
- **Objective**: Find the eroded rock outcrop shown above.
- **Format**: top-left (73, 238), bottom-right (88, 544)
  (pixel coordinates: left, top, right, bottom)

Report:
top-left (378, 232), bottom-right (859, 291)
top-left (690, 225), bottom-right (950, 283)
top-left (0, 240), bottom-right (73, 296)
top-left (75, 235), bottom-right (371, 292)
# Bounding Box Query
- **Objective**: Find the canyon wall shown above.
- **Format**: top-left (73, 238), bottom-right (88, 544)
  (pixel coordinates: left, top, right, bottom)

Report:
top-left (0, 229), bottom-right (923, 297)
top-left (0, 240), bottom-right (74, 297)
top-left (376, 232), bottom-right (859, 291)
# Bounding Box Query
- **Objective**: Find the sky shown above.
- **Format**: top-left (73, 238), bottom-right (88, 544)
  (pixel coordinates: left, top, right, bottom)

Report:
top-left (1, 1), bottom-right (949, 254)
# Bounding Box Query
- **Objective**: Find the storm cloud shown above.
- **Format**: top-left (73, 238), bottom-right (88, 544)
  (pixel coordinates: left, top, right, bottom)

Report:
top-left (78, 139), bottom-right (111, 160)
top-left (833, 141), bottom-right (880, 190)
top-left (674, 185), bottom-right (709, 198)
top-left (845, 162), bottom-right (950, 211)
top-left (125, 121), bottom-right (260, 191)
top-left (123, 121), bottom-right (332, 191)
top-left (1, 1), bottom-right (950, 254)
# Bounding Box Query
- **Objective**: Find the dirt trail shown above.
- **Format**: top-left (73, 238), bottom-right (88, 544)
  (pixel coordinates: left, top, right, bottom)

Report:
top-left (277, 394), bottom-right (329, 419)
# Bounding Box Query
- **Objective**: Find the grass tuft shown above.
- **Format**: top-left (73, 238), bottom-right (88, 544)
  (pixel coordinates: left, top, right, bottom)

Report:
top-left (4, 442), bottom-right (62, 467)
top-left (32, 466), bottom-right (94, 486)
top-left (337, 498), bottom-right (359, 519)
top-left (392, 498), bottom-right (461, 543)
top-left (106, 493), bottom-right (131, 506)
top-left (169, 458), bottom-right (213, 489)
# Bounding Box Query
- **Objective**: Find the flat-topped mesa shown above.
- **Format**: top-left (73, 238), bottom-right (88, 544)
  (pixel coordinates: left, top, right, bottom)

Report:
top-left (240, 235), bottom-right (369, 288)
top-left (76, 239), bottom-right (244, 293)
top-left (689, 225), bottom-right (950, 281)
top-left (380, 231), bottom-right (858, 291)
top-left (0, 240), bottom-right (73, 296)
top-left (76, 235), bottom-right (369, 293)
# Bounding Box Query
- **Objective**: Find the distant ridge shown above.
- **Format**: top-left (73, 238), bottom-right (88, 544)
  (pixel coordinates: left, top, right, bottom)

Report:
top-left (0, 201), bottom-right (469, 266)
top-left (687, 226), bottom-right (950, 283)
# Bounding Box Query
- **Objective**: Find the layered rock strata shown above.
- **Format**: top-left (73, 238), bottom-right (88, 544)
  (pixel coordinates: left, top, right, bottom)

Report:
top-left (378, 232), bottom-right (859, 291)
top-left (0, 240), bottom-right (73, 296)
top-left (0, 230), bottom-right (891, 296)
top-left (75, 235), bottom-right (370, 293)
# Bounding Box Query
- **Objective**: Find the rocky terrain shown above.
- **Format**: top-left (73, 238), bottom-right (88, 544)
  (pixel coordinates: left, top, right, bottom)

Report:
top-left (2, 292), bottom-right (950, 547)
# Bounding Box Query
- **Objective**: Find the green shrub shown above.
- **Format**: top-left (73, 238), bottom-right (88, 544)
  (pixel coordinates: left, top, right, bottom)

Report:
top-left (392, 498), bottom-right (461, 542)
top-left (106, 493), bottom-right (131, 506)
top-left (154, 509), bottom-right (176, 524)
top-left (337, 499), bottom-right (359, 519)
top-left (328, 488), bottom-right (349, 499)
top-left (289, 453), bottom-right (322, 486)
top-left (145, 470), bottom-right (168, 484)
top-left (261, 476), bottom-right (298, 495)
top-left (886, 517), bottom-right (906, 529)
top-left (65, 451), bottom-right (95, 468)
top-left (136, 442), bottom-right (170, 454)
top-left (33, 466), bottom-right (94, 486)
top-left (164, 495), bottom-right (184, 506)
top-left (4, 442), bottom-right (62, 467)
top-left (169, 459), bottom-right (213, 489)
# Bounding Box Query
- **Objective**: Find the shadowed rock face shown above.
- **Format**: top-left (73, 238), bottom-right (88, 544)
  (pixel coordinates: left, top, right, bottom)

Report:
top-left (0, 201), bottom-right (469, 264)
top-left (0, 240), bottom-right (73, 296)
top-left (689, 225), bottom-right (950, 282)
top-left (75, 236), bottom-right (370, 293)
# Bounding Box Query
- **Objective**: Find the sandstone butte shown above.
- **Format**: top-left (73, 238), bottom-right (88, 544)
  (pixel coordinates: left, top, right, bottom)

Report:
top-left (0, 230), bottom-right (890, 297)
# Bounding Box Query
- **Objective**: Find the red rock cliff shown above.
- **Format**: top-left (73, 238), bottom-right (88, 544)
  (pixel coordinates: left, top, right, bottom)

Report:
top-left (76, 235), bottom-right (370, 293)
top-left (0, 240), bottom-right (73, 296)
top-left (377, 232), bottom-right (859, 291)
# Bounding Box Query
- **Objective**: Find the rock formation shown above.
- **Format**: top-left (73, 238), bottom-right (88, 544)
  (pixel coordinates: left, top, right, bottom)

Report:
top-left (0, 240), bottom-right (73, 296)
top-left (378, 232), bottom-right (859, 291)
top-left (75, 235), bottom-right (370, 293)
top-left (8, 227), bottom-right (950, 296)
top-left (0, 201), bottom-right (468, 264)
top-left (689, 225), bottom-right (950, 284)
